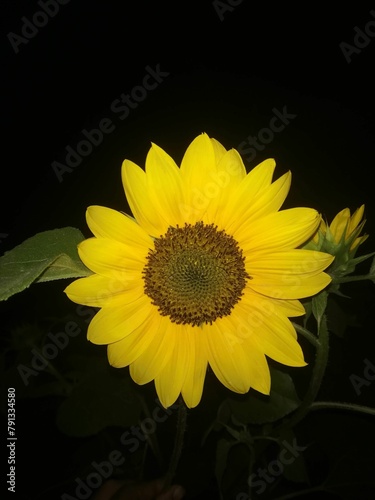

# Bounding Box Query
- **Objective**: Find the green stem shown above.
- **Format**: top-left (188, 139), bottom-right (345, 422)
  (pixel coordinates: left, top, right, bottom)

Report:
top-left (137, 395), bottom-right (164, 469)
top-left (163, 396), bottom-right (187, 490)
top-left (334, 274), bottom-right (371, 284)
top-left (275, 316), bottom-right (329, 431)
top-left (292, 323), bottom-right (320, 348)
top-left (271, 485), bottom-right (323, 499)
top-left (247, 444), bottom-right (255, 499)
top-left (309, 401), bottom-right (375, 417)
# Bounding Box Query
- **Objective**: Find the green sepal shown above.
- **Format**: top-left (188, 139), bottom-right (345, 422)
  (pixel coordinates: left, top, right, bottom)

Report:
top-left (312, 290), bottom-right (328, 329)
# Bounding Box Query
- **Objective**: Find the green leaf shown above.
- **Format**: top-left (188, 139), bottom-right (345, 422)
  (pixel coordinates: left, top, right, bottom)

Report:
top-left (215, 438), bottom-right (238, 497)
top-left (326, 297), bottom-right (359, 338)
top-left (217, 399), bottom-right (232, 425)
top-left (226, 368), bottom-right (301, 425)
top-left (0, 227), bottom-right (92, 301)
top-left (56, 365), bottom-right (142, 437)
top-left (370, 255), bottom-right (375, 283)
top-left (302, 299), bottom-right (313, 328)
top-left (201, 419), bottom-right (223, 447)
top-left (278, 428), bottom-right (309, 484)
top-left (350, 251), bottom-right (375, 268)
top-left (312, 290), bottom-right (328, 329)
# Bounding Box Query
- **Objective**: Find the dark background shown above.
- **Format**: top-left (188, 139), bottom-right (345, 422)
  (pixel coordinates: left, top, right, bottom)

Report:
top-left (1, 1), bottom-right (375, 499)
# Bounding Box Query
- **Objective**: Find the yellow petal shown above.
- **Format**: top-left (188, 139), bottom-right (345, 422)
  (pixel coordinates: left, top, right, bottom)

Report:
top-left (225, 170), bottom-right (291, 234)
top-left (237, 208), bottom-right (320, 251)
top-left (180, 133), bottom-right (218, 183)
top-left (247, 249), bottom-right (333, 283)
top-left (203, 149), bottom-right (248, 224)
top-left (320, 218), bottom-right (327, 234)
top-left (87, 295), bottom-right (153, 344)
top-left (154, 327), bottom-right (192, 408)
top-left (219, 313), bottom-right (271, 395)
top-left (210, 136), bottom-right (228, 161)
top-left (179, 133), bottom-right (226, 223)
top-left (77, 238), bottom-right (145, 279)
top-left (122, 159), bottom-right (166, 237)
top-left (249, 271), bottom-right (332, 299)
top-left (245, 348), bottom-right (271, 395)
top-left (64, 274), bottom-right (138, 307)
top-left (241, 288), bottom-right (305, 321)
top-left (130, 315), bottom-right (176, 386)
top-left (255, 319), bottom-right (306, 367)
top-left (181, 327), bottom-right (208, 408)
top-left (204, 320), bottom-right (252, 393)
top-left (313, 217), bottom-right (327, 244)
top-left (216, 158), bottom-right (276, 229)
top-left (246, 248), bottom-right (334, 299)
top-left (145, 143), bottom-right (185, 228)
top-left (348, 204), bottom-right (365, 236)
top-left (262, 298), bottom-right (305, 323)
top-left (351, 233), bottom-right (369, 251)
top-left (108, 311), bottom-right (160, 367)
top-left (233, 300), bottom-right (306, 367)
top-left (330, 208), bottom-right (350, 243)
top-left (86, 205), bottom-right (153, 248)
top-left (220, 147), bottom-right (247, 183)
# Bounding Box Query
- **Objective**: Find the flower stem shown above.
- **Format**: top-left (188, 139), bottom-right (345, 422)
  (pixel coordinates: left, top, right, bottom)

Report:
top-left (271, 485), bottom-right (324, 499)
top-left (137, 395), bottom-right (164, 469)
top-left (292, 323), bottom-right (320, 348)
top-left (163, 396), bottom-right (187, 490)
top-left (275, 315), bottom-right (329, 431)
top-left (247, 445), bottom-right (255, 500)
top-left (334, 274), bottom-right (371, 284)
top-left (309, 401), bottom-right (375, 417)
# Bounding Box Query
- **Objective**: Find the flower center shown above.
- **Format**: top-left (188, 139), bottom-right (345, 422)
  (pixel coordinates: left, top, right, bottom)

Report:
top-left (142, 222), bottom-right (249, 327)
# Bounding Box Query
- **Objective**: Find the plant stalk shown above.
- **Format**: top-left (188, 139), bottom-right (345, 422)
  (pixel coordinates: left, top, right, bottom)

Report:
top-left (163, 396), bottom-right (187, 490)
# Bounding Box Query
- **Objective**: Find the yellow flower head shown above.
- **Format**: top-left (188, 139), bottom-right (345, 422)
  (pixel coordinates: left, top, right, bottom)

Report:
top-left (327, 205), bottom-right (367, 251)
top-left (65, 133), bottom-right (333, 408)
top-left (309, 205), bottom-right (368, 280)
top-left (311, 205), bottom-right (368, 253)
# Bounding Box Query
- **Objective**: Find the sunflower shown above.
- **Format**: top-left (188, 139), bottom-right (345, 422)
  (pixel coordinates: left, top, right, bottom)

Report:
top-left (312, 205), bottom-right (368, 254)
top-left (306, 205), bottom-right (368, 280)
top-left (65, 133), bottom-right (333, 408)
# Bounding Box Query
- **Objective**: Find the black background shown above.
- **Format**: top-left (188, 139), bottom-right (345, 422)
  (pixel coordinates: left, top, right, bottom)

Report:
top-left (1, 1), bottom-right (375, 499)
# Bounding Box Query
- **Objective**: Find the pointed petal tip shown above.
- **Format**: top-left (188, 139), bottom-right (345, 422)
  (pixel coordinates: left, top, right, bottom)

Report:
top-left (155, 389), bottom-right (178, 410)
top-left (254, 382), bottom-right (271, 396)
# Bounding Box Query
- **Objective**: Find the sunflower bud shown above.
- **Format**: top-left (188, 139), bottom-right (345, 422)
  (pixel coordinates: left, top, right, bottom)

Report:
top-left (305, 205), bottom-right (368, 279)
